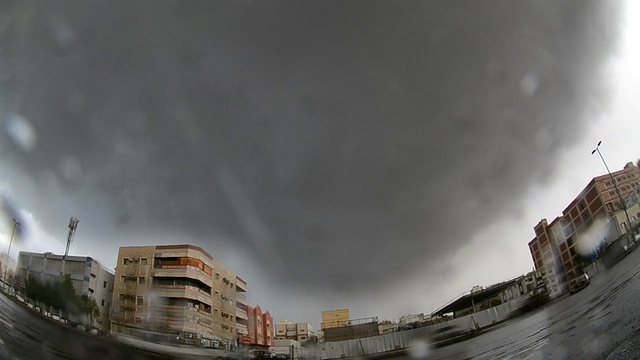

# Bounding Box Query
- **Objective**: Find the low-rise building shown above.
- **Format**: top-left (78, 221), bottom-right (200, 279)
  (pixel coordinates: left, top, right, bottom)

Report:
top-left (398, 313), bottom-right (431, 328)
top-left (378, 320), bottom-right (397, 334)
top-left (275, 320), bottom-right (315, 342)
top-left (15, 251), bottom-right (114, 330)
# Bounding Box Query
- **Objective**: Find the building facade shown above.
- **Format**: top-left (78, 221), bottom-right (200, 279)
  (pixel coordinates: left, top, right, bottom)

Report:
top-left (243, 305), bottom-right (274, 348)
top-left (275, 320), bottom-right (315, 342)
top-left (111, 245), bottom-right (246, 349)
top-left (321, 309), bottom-right (350, 330)
top-left (528, 162), bottom-right (640, 291)
top-left (398, 313), bottom-right (431, 328)
top-left (15, 251), bottom-right (114, 329)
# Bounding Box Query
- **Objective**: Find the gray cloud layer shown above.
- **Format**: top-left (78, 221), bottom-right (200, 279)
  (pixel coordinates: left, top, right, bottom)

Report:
top-left (1, 1), bottom-right (622, 306)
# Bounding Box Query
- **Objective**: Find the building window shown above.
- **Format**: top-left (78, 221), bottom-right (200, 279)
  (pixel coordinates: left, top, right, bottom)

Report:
top-left (214, 309), bottom-right (219, 317)
top-left (120, 275), bottom-right (126, 283)
top-left (138, 277), bottom-right (146, 284)
top-left (101, 299), bottom-right (105, 306)
top-left (141, 258), bottom-right (148, 265)
top-left (88, 288), bottom-right (94, 293)
top-left (215, 273), bottom-right (220, 280)
top-left (136, 296), bottom-right (143, 306)
top-left (118, 294), bottom-right (125, 301)
top-left (214, 291), bottom-right (219, 298)
top-left (103, 281), bottom-right (107, 288)
top-left (123, 259), bottom-right (130, 265)
top-left (90, 273), bottom-right (96, 278)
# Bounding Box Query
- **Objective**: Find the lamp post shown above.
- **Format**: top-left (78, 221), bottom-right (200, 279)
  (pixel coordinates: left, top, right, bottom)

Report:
top-left (3, 218), bottom-right (20, 289)
top-left (591, 141), bottom-right (633, 241)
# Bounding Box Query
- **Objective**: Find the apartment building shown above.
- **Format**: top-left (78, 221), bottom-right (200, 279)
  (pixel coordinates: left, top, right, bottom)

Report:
top-left (235, 275), bottom-right (250, 341)
top-left (15, 251), bottom-right (114, 330)
top-left (528, 162), bottom-right (640, 291)
top-left (275, 320), bottom-right (314, 342)
top-left (111, 245), bottom-right (246, 349)
top-left (244, 305), bottom-right (274, 348)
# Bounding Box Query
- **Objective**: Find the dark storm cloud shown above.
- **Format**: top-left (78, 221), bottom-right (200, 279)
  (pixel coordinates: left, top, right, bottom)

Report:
top-left (1, 1), bottom-right (622, 296)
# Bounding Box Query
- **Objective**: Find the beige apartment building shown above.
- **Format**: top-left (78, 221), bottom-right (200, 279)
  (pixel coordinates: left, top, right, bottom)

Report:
top-left (111, 245), bottom-right (246, 349)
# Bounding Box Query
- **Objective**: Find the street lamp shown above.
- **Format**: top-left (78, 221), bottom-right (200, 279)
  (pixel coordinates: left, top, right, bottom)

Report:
top-left (591, 141), bottom-right (633, 240)
top-left (3, 218), bottom-right (20, 288)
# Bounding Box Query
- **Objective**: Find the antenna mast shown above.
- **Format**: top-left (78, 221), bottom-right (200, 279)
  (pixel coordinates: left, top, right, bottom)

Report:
top-left (64, 217), bottom-right (80, 257)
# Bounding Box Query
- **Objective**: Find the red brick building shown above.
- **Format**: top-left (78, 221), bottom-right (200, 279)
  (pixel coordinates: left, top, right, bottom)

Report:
top-left (242, 305), bottom-right (274, 348)
top-left (529, 162), bottom-right (640, 291)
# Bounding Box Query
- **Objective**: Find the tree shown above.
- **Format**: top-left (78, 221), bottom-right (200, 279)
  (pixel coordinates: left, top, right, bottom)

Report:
top-left (24, 273), bottom-right (98, 324)
top-left (79, 295), bottom-right (100, 325)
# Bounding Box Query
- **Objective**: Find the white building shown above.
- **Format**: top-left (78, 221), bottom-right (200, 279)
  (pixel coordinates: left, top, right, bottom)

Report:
top-left (398, 313), bottom-right (431, 328)
top-left (15, 251), bottom-right (114, 330)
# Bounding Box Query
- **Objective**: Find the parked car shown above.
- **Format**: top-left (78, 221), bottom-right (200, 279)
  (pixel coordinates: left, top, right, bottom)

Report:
top-left (570, 273), bottom-right (590, 294)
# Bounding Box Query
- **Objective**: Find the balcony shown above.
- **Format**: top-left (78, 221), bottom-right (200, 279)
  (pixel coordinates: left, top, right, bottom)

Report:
top-left (236, 307), bottom-right (248, 320)
top-left (152, 265), bottom-right (211, 285)
top-left (236, 292), bottom-right (248, 306)
top-left (236, 276), bottom-right (248, 292)
top-left (152, 285), bottom-right (212, 306)
top-left (151, 305), bottom-right (212, 319)
top-left (236, 322), bottom-right (249, 335)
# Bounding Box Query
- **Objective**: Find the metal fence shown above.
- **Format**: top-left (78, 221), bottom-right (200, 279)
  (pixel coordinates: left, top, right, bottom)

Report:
top-left (320, 297), bottom-right (526, 360)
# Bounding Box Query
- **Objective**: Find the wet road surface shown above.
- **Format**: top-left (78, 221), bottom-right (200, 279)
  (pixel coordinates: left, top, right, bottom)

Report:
top-left (402, 244), bottom-right (640, 359)
top-left (0, 292), bottom-right (173, 360)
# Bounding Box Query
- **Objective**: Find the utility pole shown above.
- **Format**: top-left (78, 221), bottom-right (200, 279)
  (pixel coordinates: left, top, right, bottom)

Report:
top-left (591, 141), bottom-right (633, 242)
top-left (3, 218), bottom-right (20, 289)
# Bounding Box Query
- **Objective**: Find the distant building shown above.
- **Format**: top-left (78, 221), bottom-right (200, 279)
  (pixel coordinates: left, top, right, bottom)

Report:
top-left (528, 161), bottom-right (640, 291)
top-left (244, 305), bottom-right (274, 348)
top-left (15, 251), bottom-right (114, 330)
top-left (275, 320), bottom-right (315, 342)
top-left (111, 245), bottom-right (245, 350)
top-left (321, 309), bottom-right (349, 329)
top-left (398, 313), bottom-right (431, 328)
top-left (322, 316), bottom-right (379, 342)
top-left (378, 320), bottom-right (398, 334)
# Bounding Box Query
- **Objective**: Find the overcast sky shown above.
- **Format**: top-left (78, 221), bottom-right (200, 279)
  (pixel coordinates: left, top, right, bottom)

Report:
top-left (1, 0), bottom-right (639, 329)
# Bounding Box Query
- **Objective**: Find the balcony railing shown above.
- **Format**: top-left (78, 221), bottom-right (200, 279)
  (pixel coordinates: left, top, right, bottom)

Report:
top-left (150, 304), bottom-right (212, 317)
top-left (236, 323), bottom-right (249, 335)
top-left (236, 292), bottom-right (248, 305)
top-left (153, 264), bottom-right (212, 278)
top-left (152, 284), bottom-right (212, 297)
top-left (236, 307), bottom-right (248, 320)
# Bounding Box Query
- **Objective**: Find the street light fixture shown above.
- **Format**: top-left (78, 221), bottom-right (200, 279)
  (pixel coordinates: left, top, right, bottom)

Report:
top-left (591, 141), bottom-right (633, 240)
top-left (3, 218), bottom-right (20, 288)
